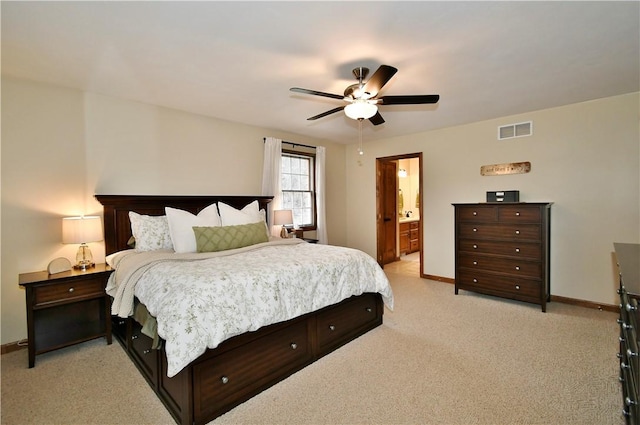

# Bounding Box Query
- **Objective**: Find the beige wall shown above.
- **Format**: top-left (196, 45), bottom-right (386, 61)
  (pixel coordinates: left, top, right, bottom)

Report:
top-left (1, 78), bottom-right (347, 344)
top-left (345, 92), bottom-right (639, 307)
top-left (2, 77), bottom-right (638, 345)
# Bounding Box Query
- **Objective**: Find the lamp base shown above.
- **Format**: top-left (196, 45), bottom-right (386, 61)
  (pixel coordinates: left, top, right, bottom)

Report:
top-left (74, 244), bottom-right (95, 270)
top-left (280, 226), bottom-right (288, 239)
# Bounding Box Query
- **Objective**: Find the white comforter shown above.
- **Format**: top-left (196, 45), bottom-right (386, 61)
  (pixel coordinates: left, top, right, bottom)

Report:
top-left (106, 239), bottom-right (393, 377)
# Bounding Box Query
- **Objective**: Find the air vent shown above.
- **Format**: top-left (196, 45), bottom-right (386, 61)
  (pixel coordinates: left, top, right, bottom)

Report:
top-left (498, 121), bottom-right (532, 140)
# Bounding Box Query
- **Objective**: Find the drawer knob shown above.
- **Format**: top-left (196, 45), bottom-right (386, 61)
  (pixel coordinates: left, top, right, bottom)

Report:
top-left (515, 266), bottom-right (520, 271)
top-left (473, 261), bottom-right (477, 265)
top-left (365, 307), bottom-right (372, 313)
top-left (515, 248), bottom-right (520, 253)
top-left (131, 335), bottom-right (139, 340)
top-left (329, 325), bottom-right (336, 331)
top-left (619, 336), bottom-right (626, 343)
top-left (473, 244), bottom-right (478, 249)
top-left (626, 348), bottom-right (638, 358)
top-left (290, 343), bottom-right (298, 350)
top-left (515, 212), bottom-right (520, 216)
top-left (625, 397), bottom-right (637, 406)
top-left (473, 228), bottom-right (477, 232)
top-left (118, 319), bottom-right (126, 325)
top-left (472, 211), bottom-right (477, 216)
top-left (68, 287), bottom-right (75, 293)
top-left (626, 303), bottom-right (637, 312)
top-left (515, 285), bottom-right (520, 290)
top-left (515, 230), bottom-right (520, 235)
top-left (143, 349), bottom-right (151, 355)
top-left (621, 362), bottom-right (630, 370)
top-left (221, 376), bottom-right (229, 384)
top-left (622, 323), bottom-right (633, 331)
top-left (473, 278), bottom-right (478, 283)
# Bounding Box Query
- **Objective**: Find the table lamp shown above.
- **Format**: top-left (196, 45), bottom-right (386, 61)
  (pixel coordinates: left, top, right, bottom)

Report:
top-left (273, 209), bottom-right (293, 238)
top-left (62, 216), bottom-right (103, 270)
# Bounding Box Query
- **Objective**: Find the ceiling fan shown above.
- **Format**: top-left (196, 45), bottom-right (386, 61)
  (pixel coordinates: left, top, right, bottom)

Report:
top-left (290, 65), bottom-right (439, 126)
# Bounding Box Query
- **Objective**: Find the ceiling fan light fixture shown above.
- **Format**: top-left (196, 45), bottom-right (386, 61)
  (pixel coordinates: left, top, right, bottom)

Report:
top-left (344, 100), bottom-right (377, 120)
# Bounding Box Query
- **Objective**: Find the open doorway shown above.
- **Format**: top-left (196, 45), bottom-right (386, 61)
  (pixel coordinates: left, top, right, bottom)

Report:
top-left (375, 153), bottom-right (423, 276)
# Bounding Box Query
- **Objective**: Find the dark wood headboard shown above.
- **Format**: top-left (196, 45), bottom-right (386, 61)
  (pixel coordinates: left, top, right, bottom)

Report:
top-left (95, 195), bottom-right (273, 255)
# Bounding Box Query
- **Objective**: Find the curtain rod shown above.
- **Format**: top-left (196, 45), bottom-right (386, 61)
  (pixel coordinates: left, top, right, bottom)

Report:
top-left (263, 137), bottom-right (316, 150)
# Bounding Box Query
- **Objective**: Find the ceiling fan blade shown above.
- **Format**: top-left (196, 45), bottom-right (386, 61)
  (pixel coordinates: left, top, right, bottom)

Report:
top-left (378, 95), bottom-right (440, 105)
top-left (362, 65), bottom-right (398, 96)
top-left (369, 111), bottom-right (385, 126)
top-left (290, 87), bottom-right (344, 100)
top-left (307, 106), bottom-right (345, 121)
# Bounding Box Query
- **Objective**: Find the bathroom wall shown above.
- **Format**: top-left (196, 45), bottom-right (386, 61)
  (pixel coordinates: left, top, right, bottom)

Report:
top-left (398, 158), bottom-right (420, 218)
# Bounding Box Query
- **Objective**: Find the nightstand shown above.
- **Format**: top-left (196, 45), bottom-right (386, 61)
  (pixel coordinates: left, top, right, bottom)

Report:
top-left (19, 263), bottom-right (113, 367)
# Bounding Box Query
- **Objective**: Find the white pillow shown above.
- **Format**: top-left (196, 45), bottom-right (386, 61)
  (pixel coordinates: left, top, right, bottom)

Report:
top-left (129, 212), bottom-right (173, 251)
top-left (165, 203), bottom-right (221, 253)
top-left (218, 200), bottom-right (262, 226)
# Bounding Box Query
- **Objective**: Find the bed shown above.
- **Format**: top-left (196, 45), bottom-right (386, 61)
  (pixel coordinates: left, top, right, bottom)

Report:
top-left (96, 194), bottom-right (393, 425)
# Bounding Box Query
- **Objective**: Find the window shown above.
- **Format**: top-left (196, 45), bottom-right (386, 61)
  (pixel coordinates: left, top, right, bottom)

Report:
top-left (281, 150), bottom-right (316, 230)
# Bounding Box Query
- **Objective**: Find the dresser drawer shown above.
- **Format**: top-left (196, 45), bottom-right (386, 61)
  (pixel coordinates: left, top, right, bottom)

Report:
top-left (459, 223), bottom-right (541, 241)
top-left (458, 240), bottom-right (542, 260)
top-left (456, 205), bottom-right (497, 223)
top-left (458, 270), bottom-right (541, 299)
top-left (459, 254), bottom-right (541, 278)
top-left (317, 293), bottom-right (380, 352)
top-left (193, 319), bottom-right (310, 422)
top-left (497, 205), bottom-right (542, 223)
top-left (34, 276), bottom-right (106, 307)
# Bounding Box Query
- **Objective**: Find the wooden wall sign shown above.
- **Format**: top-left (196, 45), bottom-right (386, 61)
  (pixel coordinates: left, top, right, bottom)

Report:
top-left (481, 161), bottom-right (531, 176)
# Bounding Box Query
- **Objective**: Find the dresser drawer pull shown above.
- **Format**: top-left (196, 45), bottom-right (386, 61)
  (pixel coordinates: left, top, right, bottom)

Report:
top-left (473, 278), bottom-right (478, 283)
top-left (473, 244), bottom-right (478, 249)
top-left (143, 349), bottom-right (151, 355)
top-left (622, 323), bottom-right (633, 331)
top-left (329, 325), bottom-right (336, 331)
top-left (515, 230), bottom-right (520, 235)
top-left (515, 248), bottom-right (520, 253)
top-left (619, 336), bottom-right (626, 343)
top-left (473, 261), bottom-right (478, 265)
top-left (473, 228), bottom-right (477, 232)
top-left (68, 287), bottom-right (75, 293)
top-left (290, 343), bottom-right (298, 350)
top-left (131, 335), bottom-right (139, 340)
top-left (515, 285), bottom-right (520, 290)
top-left (118, 319), bottom-right (126, 326)
top-left (627, 348), bottom-right (638, 358)
top-left (515, 212), bottom-right (520, 216)
top-left (473, 211), bottom-right (477, 216)
top-left (621, 362), bottom-right (630, 370)
top-left (366, 307), bottom-right (372, 313)
top-left (626, 303), bottom-right (637, 312)
top-left (625, 396), bottom-right (637, 407)
top-left (221, 376), bottom-right (229, 384)
top-left (515, 266), bottom-right (520, 271)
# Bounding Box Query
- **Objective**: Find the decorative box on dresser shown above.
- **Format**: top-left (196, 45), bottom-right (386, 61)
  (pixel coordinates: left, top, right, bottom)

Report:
top-left (453, 202), bottom-right (552, 312)
top-left (614, 243), bottom-right (639, 425)
top-left (19, 264), bottom-right (113, 367)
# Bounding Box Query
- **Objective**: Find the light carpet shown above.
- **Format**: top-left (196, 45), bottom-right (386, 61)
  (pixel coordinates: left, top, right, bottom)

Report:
top-left (1, 266), bottom-right (623, 425)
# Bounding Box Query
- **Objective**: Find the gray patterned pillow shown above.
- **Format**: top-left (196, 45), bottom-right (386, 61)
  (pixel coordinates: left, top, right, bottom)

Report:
top-left (193, 222), bottom-right (269, 252)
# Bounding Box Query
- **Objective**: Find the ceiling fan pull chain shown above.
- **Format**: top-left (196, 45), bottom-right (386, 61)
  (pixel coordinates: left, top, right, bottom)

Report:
top-left (358, 118), bottom-right (364, 156)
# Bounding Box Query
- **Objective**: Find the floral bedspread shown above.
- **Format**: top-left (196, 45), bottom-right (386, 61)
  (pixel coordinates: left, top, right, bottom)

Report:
top-left (106, 239), bottom-right (393, 377)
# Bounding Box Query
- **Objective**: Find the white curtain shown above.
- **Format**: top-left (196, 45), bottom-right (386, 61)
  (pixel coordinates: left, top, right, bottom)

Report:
top-left (261, 137), bottom-right (282, 235)
top-left (315, 146), bottom-right (328, 244)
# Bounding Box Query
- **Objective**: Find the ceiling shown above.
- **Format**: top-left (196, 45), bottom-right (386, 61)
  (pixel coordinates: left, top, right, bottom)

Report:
top-left (2, 1), bottom-right (638, 144)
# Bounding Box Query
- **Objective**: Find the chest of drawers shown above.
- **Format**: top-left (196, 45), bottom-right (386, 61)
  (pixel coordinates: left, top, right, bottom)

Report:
top-left (453, 203), bottom-right (552, 312)
top-left (614, 243), bottom-right (639, 425)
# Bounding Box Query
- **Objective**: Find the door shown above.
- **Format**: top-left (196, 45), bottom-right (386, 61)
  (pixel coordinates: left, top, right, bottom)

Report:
top-left (380, 160), bottom-right (397, 264)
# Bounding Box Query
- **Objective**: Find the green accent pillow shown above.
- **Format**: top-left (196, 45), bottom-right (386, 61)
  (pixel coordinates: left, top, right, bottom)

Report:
top-left (193, 222), bottom-right (269, 253)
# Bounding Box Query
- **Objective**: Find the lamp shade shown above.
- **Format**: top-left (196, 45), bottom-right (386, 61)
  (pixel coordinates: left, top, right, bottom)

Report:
top-left (62, 216), bottom-right (103, 244)
top-left (273, 210), bottom-right (293, 226)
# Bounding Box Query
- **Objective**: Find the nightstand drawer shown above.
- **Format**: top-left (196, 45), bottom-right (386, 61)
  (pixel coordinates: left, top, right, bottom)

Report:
top-left (34, 277), bottom-right (105, 307)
